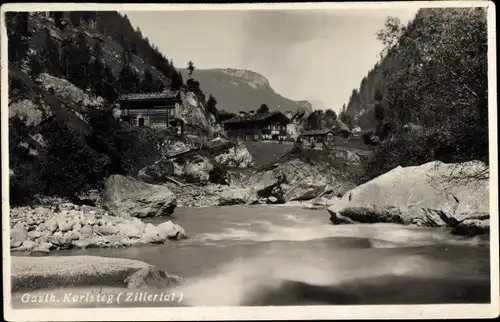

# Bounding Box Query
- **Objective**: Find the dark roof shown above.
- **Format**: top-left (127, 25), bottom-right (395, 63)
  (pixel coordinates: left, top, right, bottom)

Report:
top-left (299, 129), bottom-right (335, 137)
top-left (223, 111), bottom-right (290, 124)
top-left (118, 91), bottom-right (181, 101)
top-left (218, 110), bottom-right (236, 116)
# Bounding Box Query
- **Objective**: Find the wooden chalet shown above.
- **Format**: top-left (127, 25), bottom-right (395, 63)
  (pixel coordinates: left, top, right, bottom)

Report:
top-left (217, 110), bottom-right (237, 123)
top-left (222, 111), bottom-right (291, 141)
top-left (297, 129), bottom-right (336, 149)
top-left (118, 91), bottom-right (184, 134)
top-left (297, 122), bottom-right (352, 149)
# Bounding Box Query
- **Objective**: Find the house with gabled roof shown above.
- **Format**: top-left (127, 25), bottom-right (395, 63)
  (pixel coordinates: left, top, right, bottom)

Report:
top-left (222, 111), bottom-right (291, 141)
top-left (117, 90), bottom-right (184, 134)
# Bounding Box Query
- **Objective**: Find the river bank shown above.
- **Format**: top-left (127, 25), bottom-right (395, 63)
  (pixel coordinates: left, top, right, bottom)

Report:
top-left (10, 205), bottom-right (490, 307)
top-left (9, 157), bottom-right (490, 255)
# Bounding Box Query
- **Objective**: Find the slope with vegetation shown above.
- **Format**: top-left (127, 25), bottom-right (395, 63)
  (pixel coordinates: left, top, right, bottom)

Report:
top-left (336, 8), bottom-right (489, 183)
top-left (7, 11), bottom-right (219, 206)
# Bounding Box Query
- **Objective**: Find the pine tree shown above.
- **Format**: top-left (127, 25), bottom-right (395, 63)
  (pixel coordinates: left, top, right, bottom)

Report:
top-left (101, 64), bottom-right (118, 102)
top-left (6, 12), bottom-right (30, 64)
top-left (88, 55), bottom-right (104, 96)
top-left (74, 32), bottom-right (92, 89)
top-left (206, 94), bottom-right (218, 117)
top-left (51, 12), bottom-right (66, 31)
top-left (171, 70), bottom-right (183, 90)
top-left (131, 43), bottom-right (138, 55)
top-left (187, 61), bottom-right (195, 78)
top-left (69, 12), bottom-right (82, 27)
top-left (257, 104), bottom-right (269, 114)
top-left (28, 53), bottom-right (44, 79)
top-left (117, 64), bottom-right (140, 94)
top-left (140, 68), bottom-right (157, 93)
top-left (41, 28), bottom-right (61, 76)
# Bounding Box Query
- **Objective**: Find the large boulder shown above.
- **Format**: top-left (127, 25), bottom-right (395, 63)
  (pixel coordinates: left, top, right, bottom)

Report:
top-left (102, 175), bottom-right (177, 218)
top-left (38, 73), bottom-right (104, 109)
top-left (9, 99), bottom-right (51, 127)
top-left (246, 169), bottom-right (286, 201)
top-left (218, 187), bottom-right (256, 206)
top-left (327, 161), bottom-right (489, 236)
top-left (156, 221), bottom-right (187, 240)
top-left (182, 155), bottom-right (214, 184)
top-left (10, 256), bottom-right (179, 292)
top-left (284, 182), bottom-right (329, 202)
top-left (215, 142), bottom-right (254, 168)
top-left (141, 224), bottom-right (168, 244)
top-left (10, 222), bottom-right (28, 248)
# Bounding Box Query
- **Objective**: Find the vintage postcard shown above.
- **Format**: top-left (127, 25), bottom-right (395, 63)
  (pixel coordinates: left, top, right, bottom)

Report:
top-left (2, 1), bottom-right (498, 321)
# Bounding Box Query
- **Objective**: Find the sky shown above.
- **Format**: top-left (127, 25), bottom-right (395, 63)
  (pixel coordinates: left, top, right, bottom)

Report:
top-left (122, 8), bottom-right (419, 112)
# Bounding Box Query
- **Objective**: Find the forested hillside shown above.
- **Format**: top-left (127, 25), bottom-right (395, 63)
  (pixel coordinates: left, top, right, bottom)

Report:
top-left (340, 8), bottom-right (487, 137)
top-left (340, 8), bottom-right (489, 182)
top-left (6, 11), bottom-right (216, 205)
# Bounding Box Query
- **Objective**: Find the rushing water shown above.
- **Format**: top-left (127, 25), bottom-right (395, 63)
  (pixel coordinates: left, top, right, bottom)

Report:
top-left (12, 205), bottom-right (490, 308)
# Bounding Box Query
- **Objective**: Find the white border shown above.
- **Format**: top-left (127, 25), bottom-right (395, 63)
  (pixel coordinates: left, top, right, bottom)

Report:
top-left (1, 2), bottom-right (498, 321)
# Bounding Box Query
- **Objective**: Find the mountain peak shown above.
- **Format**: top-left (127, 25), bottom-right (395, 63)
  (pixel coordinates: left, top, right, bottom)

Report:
top-left (179, 68), bottom-right (310, 114)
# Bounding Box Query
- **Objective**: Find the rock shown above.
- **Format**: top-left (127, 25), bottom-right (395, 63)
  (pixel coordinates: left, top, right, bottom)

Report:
top-left (246, 169), bottom-right (286, 201)
top-left (218, 187), bottom-right (255, 205)
top-left (183, 157), bottom-right (214, 184)
top-left (57, 218), bottom-right (74, 232)
top-left (11, 222), bottom-right (28, 248)
top-left (42, 218), bottom-right (58, 233)
top-left (78, 225), bottom-right (93, 239)
top-left (125, 266), bottom-right (182, 289)
top-left (93, 223), bottom-right (119, 236)
top-left (31, 242), bottom-right (54, 254)
top-left (215, 143), bottom-right (254, 168)
top-left (47, 234), bottom-right (70, 247)
top-left (80, 216), bottom-right (96, 226)
top-left (8, 99), bottom-right (46, 127)
top-left (117, 222), bottom-right (142, 238)
top-left (38, 73), bottom-right (104, 109)
top-left (284, 182), bottom-right (328, 202)
top-left (27, 230), bottom-right (43, 240)
top-left (65, 230), bottom-right (81, 241)
top-left (268, 196), bottom-right (278, 204)
top-left (141, 225), bottom-right (168, 244)
top-left (130, 217), bottom-right (146, 232)
top-left (72, 239), bottom-right (93, 249)
top-left (17, 240), bottom-right (37, 252)
top-left (451, 219), bottom-right (489, 237)
top-left (102, 175), bottom-right (177, 218)
top-left (330, 206), bottom-right (406, 224)
top-left (327, 161), bottom-right (489, 231)
top-left (156, 221), bottom-right (187, 240)
top-left (10, 256), bottom-right (158, 292)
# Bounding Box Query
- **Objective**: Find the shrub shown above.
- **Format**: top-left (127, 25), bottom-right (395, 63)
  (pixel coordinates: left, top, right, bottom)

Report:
top-left (38, 119), bottom-right (106, 197)
top-left (358, 124), bottom-right (489, 184)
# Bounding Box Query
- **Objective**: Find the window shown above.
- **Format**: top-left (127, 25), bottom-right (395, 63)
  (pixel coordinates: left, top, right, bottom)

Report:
top-left (138, 117), bottom-right (145, 127)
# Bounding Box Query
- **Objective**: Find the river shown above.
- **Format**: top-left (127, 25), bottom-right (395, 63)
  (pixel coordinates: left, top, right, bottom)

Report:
top-left (11, 205), bottom-right (490, 308)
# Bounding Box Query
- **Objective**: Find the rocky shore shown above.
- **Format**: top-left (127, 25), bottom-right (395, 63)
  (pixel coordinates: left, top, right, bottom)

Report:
top-left (9, 142), bottom-right (489, 256)
top-left (10, 202), bottom-right (187, 253)
top-left (327, 160), bottom-right (490, 237)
